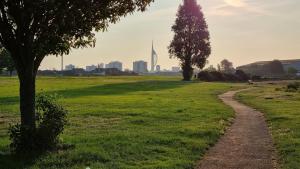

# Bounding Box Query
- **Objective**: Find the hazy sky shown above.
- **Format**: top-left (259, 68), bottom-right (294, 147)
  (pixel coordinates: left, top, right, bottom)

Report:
top-left (40, 0), bottom-right (300, 70)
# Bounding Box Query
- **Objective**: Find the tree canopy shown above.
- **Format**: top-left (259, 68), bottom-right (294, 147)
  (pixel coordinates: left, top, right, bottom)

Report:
top-left (0, 0), bottom-right (153, 73)
top-left (169, 0), bottom-right (211, 81)
top-left (205, 65), bottom-right (217, 72)
top-left (220, 59), bottom-right (235, 74)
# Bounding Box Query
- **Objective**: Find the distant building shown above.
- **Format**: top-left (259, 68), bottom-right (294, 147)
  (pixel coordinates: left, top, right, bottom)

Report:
top-left (106, 61), bottom-right (122, 71)
top-left (86, 65), bottom-right (97, 72)
top-left (65, 64), bottom-right (75, 70)
top-left (172, 67), bottom-right (181, 72)
top-left (133, 61), bottom-right (148, 74)
top-left (98, 63), bottom-right (104, 68)
top-left (237, 59), bottom-right (300, 77)
top-left (280, 59), bottom-right (300, 72)
top-left (156, 65), bottom-right (161, 72)
top-left (91, 68), bottom-right (138, 76)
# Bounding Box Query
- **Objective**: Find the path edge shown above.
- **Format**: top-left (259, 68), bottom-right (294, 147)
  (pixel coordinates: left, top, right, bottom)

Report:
top-left (234, 88), bottom-right (280, 169)
top-left (194, 88), bottom-right (279, 169)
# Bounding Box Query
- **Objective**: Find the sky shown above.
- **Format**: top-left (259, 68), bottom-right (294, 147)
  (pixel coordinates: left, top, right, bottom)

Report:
top-left (40, 0), bottom-right (300, 70)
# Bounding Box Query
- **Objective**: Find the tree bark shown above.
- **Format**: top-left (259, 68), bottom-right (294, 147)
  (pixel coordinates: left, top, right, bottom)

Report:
top-left (182, 58), bottom-right (193, 81)
top-left (18, 66), bottom-right (36, 130)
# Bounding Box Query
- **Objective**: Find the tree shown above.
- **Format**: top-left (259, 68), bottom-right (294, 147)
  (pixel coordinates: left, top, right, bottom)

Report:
top-left (217, 64), bottom-right (221, 72)
top-left (205, 65), bottom-right (217, 72)
top-left (0, 0), bottom-right (153, 138)
top-left (268, 60), bottom-right (284, 75)
top-left (0, 48), bottom-right (15, 76)
top-left (169, 0), bottom-right (211, 81)
top-left (220, 59), bottom-right (235, 74)
top-left (287, 67), bottom-right (298, 76)
top-left (235, 69), bottom-right (249, 81)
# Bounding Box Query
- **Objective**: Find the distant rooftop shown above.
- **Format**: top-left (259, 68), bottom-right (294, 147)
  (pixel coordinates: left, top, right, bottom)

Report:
top-left (280, 59), bottom-right (300, 64)
top-left (238, 59), bottom-right (300, 68)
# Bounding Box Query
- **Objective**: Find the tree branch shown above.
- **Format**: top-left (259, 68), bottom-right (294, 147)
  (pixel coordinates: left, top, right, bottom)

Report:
top-left (33, 55), bottom-right (45, 74)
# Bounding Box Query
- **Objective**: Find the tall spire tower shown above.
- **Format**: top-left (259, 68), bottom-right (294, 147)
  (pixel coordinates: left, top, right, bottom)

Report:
top-left (151, 41), bottom-right (158, 72)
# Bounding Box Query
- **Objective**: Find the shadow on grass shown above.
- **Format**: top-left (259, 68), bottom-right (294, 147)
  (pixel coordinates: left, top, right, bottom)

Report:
top-left (0, 80), bottom-right (187, 104)
top-left (0, 144), bottom-right (75, 169)
top-left (0, 150), bottom-right (41, 169)
top-left (0, 146), bottom-right (46, 169)
top-left (56, 80), bottom-right (186, 98)
top-left (0, 80), bottom-right (187, 168)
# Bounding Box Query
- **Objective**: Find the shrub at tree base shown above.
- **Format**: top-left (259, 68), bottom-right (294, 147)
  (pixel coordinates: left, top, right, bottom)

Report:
top-left (197, 70), bottom-right (250, 82)
top-left (9, 93), bottom-right (68, 153)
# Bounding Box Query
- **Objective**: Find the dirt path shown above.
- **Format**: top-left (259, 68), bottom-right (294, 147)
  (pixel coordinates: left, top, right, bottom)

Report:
top-left (196, 89), bottom-right (277, 169)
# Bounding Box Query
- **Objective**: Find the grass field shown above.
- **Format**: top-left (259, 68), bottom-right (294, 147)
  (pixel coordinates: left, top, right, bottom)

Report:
top-left (237, 82), bottom-right (300, 169)
top-left (0, 76), bottom-right (240, 169)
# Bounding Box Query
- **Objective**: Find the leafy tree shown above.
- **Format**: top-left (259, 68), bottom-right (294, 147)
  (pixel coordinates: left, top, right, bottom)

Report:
top-left (0, 0), bottom-right (153, 143)
top-left (205, 65), bottom-right (217, 72)
top-left (220, 59), bottom-right (235, 74)
top-left (287, 67), bottom-right (298, 76)
top-left (169, 0), bottom-right (211, 81)
top-left (235, 69), bottom-right (249, 81)
top-left (268, 60), bottom-right (284, 75)
top-left (0, 48), bottom-right (15, 76)
top-left (217, 64), bottom-right (221, 72)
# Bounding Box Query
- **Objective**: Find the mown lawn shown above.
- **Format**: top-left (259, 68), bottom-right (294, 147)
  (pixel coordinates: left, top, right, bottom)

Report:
top-left (237, 82), bottom-right (300, 169)
top-left (0, 76), bottom-right (239, 169)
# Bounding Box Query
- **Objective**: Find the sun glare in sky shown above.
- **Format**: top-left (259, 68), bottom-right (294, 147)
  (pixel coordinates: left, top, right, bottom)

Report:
top-left (224, 0), bottom-right (246, 7)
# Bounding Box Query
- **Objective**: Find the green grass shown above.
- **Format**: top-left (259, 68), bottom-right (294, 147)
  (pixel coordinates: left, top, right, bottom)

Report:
top-left (0, 76), bottom-right (240, 169)
top-left (237, 82), bottom-right (300, 169)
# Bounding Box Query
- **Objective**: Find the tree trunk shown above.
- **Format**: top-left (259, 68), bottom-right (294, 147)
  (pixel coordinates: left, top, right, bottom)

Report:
top-left (182, 58), bottom-right (193, 81)
top-left (182, 68), bottom-right (192, 81)
top-left (19, 68), bottom-right (36, 130)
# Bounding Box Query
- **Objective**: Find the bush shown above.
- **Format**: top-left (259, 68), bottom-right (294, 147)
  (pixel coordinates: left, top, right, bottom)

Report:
top-left (286, 82), bottom-right (300, 92)
top-left (235, 70), bottom-right (249, 81)
top-left (9, 124), bottom-right (37, 153)
top-left (197, 70), bottom-right (249, 82)
top-left (210, 71), bottom-right (225, 81)
top-left (197, 71), bottom-right (213, 81)
top-left (9, 93), bottom-right (68, 153)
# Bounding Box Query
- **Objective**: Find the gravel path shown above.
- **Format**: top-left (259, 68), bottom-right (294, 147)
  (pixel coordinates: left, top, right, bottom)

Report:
top-left (196, 90), bottom-right (277, 169)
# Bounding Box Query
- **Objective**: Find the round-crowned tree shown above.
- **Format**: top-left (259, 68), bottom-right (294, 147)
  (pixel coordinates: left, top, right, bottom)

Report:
top-left (0, 0), bottom-right (153, 150)
top-left (169, 0), bottom-right (211, 81)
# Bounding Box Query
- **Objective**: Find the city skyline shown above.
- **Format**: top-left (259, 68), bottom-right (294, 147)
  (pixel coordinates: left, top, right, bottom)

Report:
top-left (40, 0), bottom-right (300, 70)
top-left (64, 60), bottom-right (180, 73)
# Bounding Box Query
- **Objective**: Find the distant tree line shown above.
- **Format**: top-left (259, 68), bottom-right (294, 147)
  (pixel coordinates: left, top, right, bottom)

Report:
top-left (198, 59), bottom-right (299, 82)
top-left (198, 59), bottom-right (249, 82)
